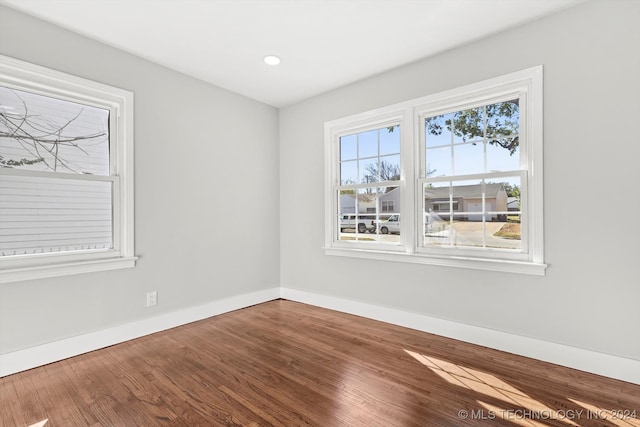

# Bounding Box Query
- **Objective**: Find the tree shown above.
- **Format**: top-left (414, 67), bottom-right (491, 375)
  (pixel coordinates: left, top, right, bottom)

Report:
top-left (501, 182), bottom-right (521, 198)
top-left (0, 155), bottom-right (44, 168)
top-left (0, 89), bottom-right (107, 173)
top-left (425, 100), bottom-right (519, 155)
top-left (364, 159), bottom-right (400, 183)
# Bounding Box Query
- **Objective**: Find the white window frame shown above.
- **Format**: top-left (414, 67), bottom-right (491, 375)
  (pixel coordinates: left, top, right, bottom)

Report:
top-left (324, 66), bottom-right (546, 275)
top-left (0, 55), bottom-right (136, 283)
top-left (325, 110), bottom-right (408, 253)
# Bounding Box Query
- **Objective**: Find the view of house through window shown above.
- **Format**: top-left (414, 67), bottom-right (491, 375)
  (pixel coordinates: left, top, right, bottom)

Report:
top-left (325, 67), bottom-right (543, 274)
top-left (337, 124), bottom-right (400, 242)
top-left (421, 99), bottom-right (522, 251)
top-left (0, 86), bottom-right (113, 257)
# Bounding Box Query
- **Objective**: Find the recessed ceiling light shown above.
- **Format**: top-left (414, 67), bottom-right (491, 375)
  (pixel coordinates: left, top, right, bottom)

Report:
top-left (264, 55), bottom-right (281, 66)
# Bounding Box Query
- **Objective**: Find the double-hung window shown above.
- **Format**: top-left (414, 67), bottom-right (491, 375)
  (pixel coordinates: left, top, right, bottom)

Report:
top-left (0, 55), bottom-right (135, 283)
top-left (328, 111), bottom-right (405, 250)
top-left (325, 67), bottom-right (545, 275)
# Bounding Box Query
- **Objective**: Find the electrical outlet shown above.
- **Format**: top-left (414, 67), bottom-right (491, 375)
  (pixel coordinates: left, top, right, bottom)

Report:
top-left (146, 291), bottom-right (157, 307)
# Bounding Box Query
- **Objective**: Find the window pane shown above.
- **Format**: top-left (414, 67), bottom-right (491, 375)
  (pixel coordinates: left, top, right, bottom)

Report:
top-left (341, 125), bottom-right (401, 185)
top-left (337, 186), bottom-right (400, 243)
top-left (488, 176), bottom-right (521, 217)
top-left (360, 156), bottom-right (400, 183)
top-left (358, 129), bottom-right (378, 158)
top-left (425, 113), bottom-right (453, 147)
top-left (359, 158), bottom-right (378, 184)
top-left (486, 99), bottom-right (519, 139)
top-left (453, 107), bottom-right (483, 143)
top-left (0, 174), bottom-right (113, 256)
top-left (0, 86), bottom-right (110, 175)
top-left (424, 181), bottom-right (452, 214)
top-left (340, 160), bottom-right (357, 185)
top-left (338, 188), bottom-right (374, 237)
top-left (486, 99), bottom-right (519, 163)
top-left (426, 145), bottom-right (451, 177)
top-left (379, 125), bottom-right (400, 155)
top-left (423, 178), bottom-right (519, 249)
top-left (487, 142), bottom-right (519, 172)
top-left (489, 213), bottom-right (521, 250)
top-left (379, 154), bottom-right (400, 181)
top-left (453, 143), bottom-right (484, 176)
top-left (340, 134), bottom-right (357, 161)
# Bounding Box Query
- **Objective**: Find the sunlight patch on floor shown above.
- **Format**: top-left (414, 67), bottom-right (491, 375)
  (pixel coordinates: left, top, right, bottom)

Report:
top-left (404, 350), bottom-right (579, 426)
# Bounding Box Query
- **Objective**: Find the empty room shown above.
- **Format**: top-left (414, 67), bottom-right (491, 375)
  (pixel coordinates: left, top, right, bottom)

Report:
top-left (1, 0), bottom-right (639, 426)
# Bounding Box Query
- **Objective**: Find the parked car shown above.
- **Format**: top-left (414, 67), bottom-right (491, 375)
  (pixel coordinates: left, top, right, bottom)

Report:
top-left (339, 214), bottom-right (376, 233)
top-left (376, 214), bottom-right (434, 234)
top-left (377, 214), bottom-right (400, 234)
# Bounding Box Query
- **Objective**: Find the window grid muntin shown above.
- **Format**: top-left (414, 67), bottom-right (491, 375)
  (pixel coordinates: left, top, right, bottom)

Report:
top-left (336, 182), bottom-right (401, 245)
top-left (325, 67), bottom-right (543, 273)
top-left (419, 94), bottom-right (524, 255)
top-left (339, 124), bottom-right (400, 186)
top-left (335, 122), bottom-right (403, 247)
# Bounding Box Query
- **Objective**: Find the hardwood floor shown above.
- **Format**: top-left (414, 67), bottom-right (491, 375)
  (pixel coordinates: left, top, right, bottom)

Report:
top-left (1, 299), bottom-right (639, 426)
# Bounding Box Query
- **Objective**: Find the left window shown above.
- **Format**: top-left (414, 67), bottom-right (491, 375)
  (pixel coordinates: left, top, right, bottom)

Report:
top-left (0, 55), bottom-right (135, 283)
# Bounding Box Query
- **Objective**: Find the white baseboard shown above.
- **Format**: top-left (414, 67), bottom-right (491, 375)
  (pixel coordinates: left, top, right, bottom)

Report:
top-left (0, 287), bottom-right (280, 377)
top-left (4, 286), bottom-right (639, 385)
top-left (280, 287), bottom-right (640, 385)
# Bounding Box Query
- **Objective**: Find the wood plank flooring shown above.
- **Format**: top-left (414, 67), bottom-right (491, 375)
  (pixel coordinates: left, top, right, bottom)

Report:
top-left (1, 299), bottom-right (639, 426)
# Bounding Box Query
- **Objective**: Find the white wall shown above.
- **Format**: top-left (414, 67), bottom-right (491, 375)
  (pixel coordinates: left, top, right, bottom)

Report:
top-left (2, 0), bottom-right (639, 379)
top-left (0, 6), bottom-right (280, 354)
top-left (280, 0), bottom-right (640, 362)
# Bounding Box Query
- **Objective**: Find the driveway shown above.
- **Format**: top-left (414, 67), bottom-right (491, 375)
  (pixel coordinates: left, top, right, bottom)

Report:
top-left (426, 221), bottom-right (521, 249)
top-left (340, 221), bottom-right (521, 250)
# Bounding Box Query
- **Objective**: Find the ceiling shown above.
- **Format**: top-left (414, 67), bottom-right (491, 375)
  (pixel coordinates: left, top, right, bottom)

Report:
top-left (1, 0), bottom-right (584, 107)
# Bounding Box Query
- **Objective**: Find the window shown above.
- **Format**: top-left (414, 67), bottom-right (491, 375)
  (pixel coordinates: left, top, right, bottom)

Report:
top-left (332, 119), bottom-right (403, 246)
top-left (0, 55), bottom-right (135, 283)
top-left (325, 67), bottom-right (545, 275)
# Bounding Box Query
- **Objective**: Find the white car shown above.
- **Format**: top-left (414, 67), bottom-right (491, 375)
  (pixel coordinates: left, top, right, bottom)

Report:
top-left (377, 214), bottom-right (400, 234)
top-left (339, 214), bottom-right (375, 233)
top-left (376, 214), bottom-right (433, 234)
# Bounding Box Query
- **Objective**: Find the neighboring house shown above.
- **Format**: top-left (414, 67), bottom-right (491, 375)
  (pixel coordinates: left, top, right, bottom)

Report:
top-left (341, 185), bottom-right (508, 220)
top-left (507, 197), bottom-right (520, 212)
top-left (339, 192), bottom-right (376, 214)
top-left (425, 183), bottom-right (508, 221)
top-left (378, 187), bottom-right (400, 214)
top-left (339, 187), bottom-right (399, 215)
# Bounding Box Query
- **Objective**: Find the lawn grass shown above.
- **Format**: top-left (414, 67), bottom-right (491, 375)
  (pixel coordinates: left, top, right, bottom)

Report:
top-left (493, 222), bottom-right (521, 240)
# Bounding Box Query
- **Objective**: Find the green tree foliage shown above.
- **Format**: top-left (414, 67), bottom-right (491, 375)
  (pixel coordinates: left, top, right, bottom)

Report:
top-left (425, 100), bottom-right (519, 155)
top-left (502, 182), bottom-right (521, 198)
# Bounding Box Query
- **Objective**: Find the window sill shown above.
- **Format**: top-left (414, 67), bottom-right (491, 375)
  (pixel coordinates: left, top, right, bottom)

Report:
top-left (324, 247), bottom-right (547, 276)
top-left (0, 256), bottom-right (138, 284)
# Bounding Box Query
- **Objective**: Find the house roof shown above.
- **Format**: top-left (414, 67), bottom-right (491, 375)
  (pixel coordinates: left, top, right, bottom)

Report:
top-left (339, 193), bottom-right (376, 203)
top-left (425, 183), bottom-right (505, 199)
top-left (340, 186), bottom-right (399, 202)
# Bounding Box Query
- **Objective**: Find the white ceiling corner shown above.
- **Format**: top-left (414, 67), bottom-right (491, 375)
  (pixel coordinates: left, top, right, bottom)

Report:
top-left (0, 0), bottom-right (585, 107)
